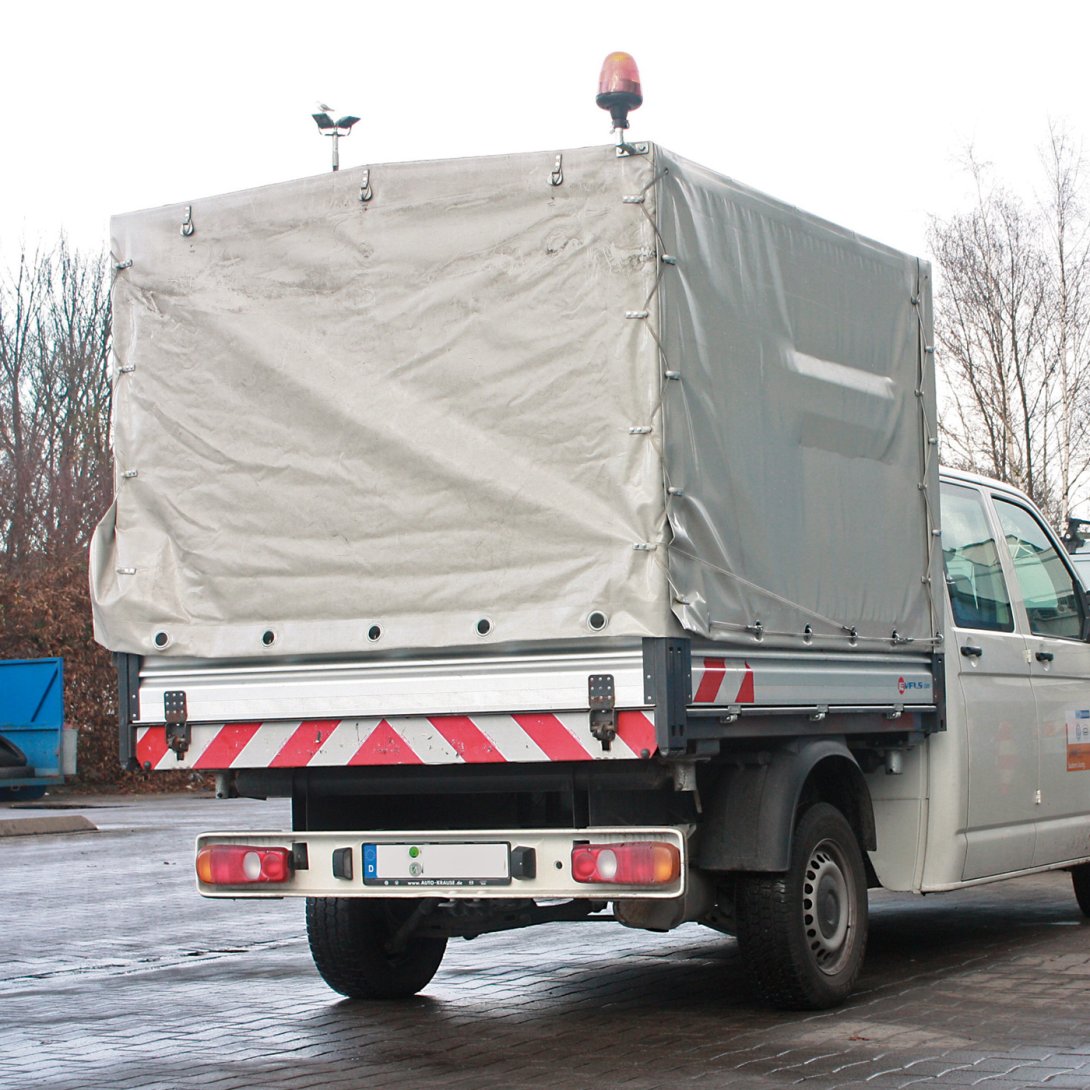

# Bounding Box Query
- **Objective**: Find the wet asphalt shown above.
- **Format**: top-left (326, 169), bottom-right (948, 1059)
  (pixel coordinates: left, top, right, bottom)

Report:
top-left (2, 793), bottom-right (1090, 1089)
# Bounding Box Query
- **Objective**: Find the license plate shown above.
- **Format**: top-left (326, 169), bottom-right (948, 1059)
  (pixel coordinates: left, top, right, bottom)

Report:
top-left (362, 841), bottom-right (511, 887)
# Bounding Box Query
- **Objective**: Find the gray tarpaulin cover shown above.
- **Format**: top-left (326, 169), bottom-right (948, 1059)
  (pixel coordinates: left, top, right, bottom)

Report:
top-left (91, 144), bottom-right (939, 659)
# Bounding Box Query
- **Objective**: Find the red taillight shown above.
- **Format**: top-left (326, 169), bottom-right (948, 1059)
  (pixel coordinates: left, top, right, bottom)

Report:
top-left (571, 841), bottom-right (680, 885)
top-left (196, 845), bottom-right (292, 885)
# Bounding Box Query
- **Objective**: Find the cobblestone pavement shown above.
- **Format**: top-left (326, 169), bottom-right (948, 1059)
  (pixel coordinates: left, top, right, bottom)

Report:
top-left (2, 794), bottom-right (1090, 1089)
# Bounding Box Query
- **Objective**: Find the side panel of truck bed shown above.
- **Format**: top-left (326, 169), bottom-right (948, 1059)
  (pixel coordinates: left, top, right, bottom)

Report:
top-left (655, 147), bottom-right (941, 651)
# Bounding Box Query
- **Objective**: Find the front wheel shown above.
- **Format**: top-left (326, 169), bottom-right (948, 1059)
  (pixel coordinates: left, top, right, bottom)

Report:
top-left (306, 897), bottom-right (448, 999)
top-left (736, 802), bottom-right (868, 1010)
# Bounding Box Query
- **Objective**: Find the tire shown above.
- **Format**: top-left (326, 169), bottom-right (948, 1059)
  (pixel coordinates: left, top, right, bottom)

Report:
top-left (736, 802), bottom-right (868, 1010)
top-left (0, 785), bottom-right (47, 802)
top-left (0, 735), bottom-right (29, 768)
top-left (1072, 865), bottom-right (1090, 917)
top-left (305, 897), bottom-right (447, 999)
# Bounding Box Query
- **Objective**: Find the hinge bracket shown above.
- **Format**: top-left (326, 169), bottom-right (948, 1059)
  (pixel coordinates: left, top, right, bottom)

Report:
top-left (164, 690), bottom-right (190, 758)
top-left (588, 674), bottom-right (616, 748)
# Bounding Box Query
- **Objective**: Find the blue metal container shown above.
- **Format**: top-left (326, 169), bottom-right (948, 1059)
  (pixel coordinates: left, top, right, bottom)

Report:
top-left (0, 658), bottom-right (70, 796)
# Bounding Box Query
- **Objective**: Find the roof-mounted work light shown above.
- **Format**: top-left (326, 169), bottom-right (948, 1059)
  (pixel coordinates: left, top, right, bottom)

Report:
top-left (311, 108), bottom-right (361, 172)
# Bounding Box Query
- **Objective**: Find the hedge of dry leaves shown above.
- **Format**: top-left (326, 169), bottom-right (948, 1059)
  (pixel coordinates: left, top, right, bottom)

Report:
top-left (0, 556), bottom-right (193, 790)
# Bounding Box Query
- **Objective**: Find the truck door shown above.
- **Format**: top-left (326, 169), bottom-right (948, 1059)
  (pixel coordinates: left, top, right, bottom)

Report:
top-left (991, 496), bottom-right (1090, 868)
top-left (941, 482), bottom-right (1038, 879)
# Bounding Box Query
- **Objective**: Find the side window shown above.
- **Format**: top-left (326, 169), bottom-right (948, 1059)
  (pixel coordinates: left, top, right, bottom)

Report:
top-left (940, 484), bottom-right (1014, 632)
top-left (993, 497), bottom-right (1085, 640)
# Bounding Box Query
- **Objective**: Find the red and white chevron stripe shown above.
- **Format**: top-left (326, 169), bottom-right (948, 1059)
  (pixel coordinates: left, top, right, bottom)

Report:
top-left (136, 710), bottom-right (658, 771)
top-left (692, 658), bottom-right (756, 705)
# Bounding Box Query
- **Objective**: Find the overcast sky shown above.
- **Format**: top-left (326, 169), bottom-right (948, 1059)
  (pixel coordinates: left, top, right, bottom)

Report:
top-left (2, 0), bottom-right (1088, 267)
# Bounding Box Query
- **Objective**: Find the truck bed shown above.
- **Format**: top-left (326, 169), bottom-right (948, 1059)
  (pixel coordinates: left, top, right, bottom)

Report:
top-left (121, 641), bottom-right (937, 772)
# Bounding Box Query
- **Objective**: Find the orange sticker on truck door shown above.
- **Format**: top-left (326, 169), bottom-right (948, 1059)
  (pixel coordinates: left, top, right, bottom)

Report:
top-left (1066, 710), bottom-right (1090, 771)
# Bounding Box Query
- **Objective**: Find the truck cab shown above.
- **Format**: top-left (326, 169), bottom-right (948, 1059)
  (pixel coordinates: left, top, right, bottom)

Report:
top-left (889, 470), bottom-right (1090, 889)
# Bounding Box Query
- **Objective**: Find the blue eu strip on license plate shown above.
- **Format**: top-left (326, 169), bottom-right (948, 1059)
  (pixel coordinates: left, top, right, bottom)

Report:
top-left (362, 841), bottom-right (512, 887)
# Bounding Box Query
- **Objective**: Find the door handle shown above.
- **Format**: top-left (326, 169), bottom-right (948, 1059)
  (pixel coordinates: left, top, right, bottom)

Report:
top-left (1036, 650), bottom-right (1055, 662)
top-left (960, 644), bottom-right (983, 658)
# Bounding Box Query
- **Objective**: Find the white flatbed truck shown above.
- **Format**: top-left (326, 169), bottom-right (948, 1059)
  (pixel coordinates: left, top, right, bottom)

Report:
top-left (90, 86), bottom-right (1090, 1010)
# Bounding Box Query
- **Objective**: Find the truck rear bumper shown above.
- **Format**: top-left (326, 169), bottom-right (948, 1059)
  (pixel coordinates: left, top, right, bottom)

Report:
top-left (195, 826), bottom-right (687, 900)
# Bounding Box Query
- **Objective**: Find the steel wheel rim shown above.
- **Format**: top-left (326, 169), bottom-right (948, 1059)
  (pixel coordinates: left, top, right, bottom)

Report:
top-left (802, 838), bottom-right (854, 975)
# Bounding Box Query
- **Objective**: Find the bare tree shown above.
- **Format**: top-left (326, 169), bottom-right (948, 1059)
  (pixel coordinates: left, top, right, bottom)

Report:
top-left (0, 245), bottom-right (48, 568)
top-left (1040, 125), bottom-right (1090, 520)
top-left (930, 157), bottom-right (1052, 510)
top-left (931, 130), bottom-right (1090, 527)
top-left (0, 239), bottom-right (112, 572)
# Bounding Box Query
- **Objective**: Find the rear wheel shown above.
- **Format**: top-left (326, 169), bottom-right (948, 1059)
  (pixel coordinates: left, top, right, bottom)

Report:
top-left (1072, 864), bottom-right (1090, 917)
top-left (736, 802), bottom-right (868, 1010)
top-left (306, 897), bottom-right (448, 999)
